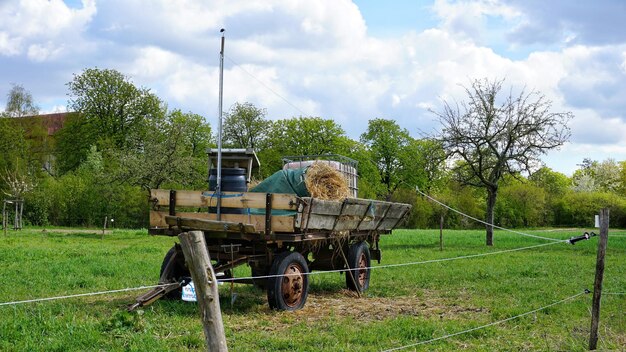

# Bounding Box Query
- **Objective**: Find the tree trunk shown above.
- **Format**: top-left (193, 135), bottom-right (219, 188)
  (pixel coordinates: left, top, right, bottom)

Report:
top-left (485, 187), bottom-right (497, 246)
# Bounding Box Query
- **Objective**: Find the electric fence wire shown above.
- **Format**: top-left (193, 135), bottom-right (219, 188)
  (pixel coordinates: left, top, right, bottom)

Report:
top-left (415, 188), bottom-right (567, 243)
top-left (0, 241), bottom-right (562, 306)
top-left (224, 55), bottom-right (310, 116)
top-left (0, 283), bottom-right (179, 307)
top-left (380, 290), bottom-right (589, 352)
top-left (218, 240), bottom-right (562, 283)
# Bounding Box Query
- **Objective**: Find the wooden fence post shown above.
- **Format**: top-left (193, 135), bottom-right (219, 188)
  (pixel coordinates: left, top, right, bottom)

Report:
top-left (439, 214), bottom-right (444, 251)
top-left (2, 201), bottom-right (6, 236)
top-left (102, 216), bottom-right (108, 240)
top-left (589, 208), bottom-right (609, 350)
top-left (178, 230), bottom-right (228, 352)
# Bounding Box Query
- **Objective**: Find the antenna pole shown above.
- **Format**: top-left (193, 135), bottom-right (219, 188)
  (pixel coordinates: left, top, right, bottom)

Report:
top-left (216, 29), bottom-right (225, 220)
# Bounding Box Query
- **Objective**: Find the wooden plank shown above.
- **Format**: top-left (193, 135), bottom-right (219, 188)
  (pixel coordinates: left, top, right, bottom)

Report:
top-left (151, 189), bottom-right (298, 210)
top-left (164, 216), bottom-right (257, 233)
top-left (297, 199), bottom-right (411, 231)
top-left (300, 198), bottom-right (396, 217)
top-left (150, 210), bottom-right (295, 233)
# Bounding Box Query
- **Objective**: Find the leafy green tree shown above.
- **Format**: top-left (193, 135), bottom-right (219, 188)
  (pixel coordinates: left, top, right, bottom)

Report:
top-left (0, 118), bottom-right (28, 172)
top-left (619, 161), bottom-right (626, 194)
top-left (223, 102), bottom-right (270, 149)
top-left (433, 78), bottom-right (572, 245)
top-left (66, 68), bottom-right (164, 150)
top-left (54, 112), bottom-right (93, 174)
top-left (268, 117), bottom-right (347, 156)
top-left (342, 138), bottom-right (383, 199)
top-left (113, 110), bottom-right (211, 193)
top-left (1, 84), bottom-right (47, 175)
top-left (529, 166), bottom-right (570, 225)
top-left (553, 191), bottom-right (626, 228)
top-left (529, 166), bottom-right (569, 196)
top-left (260, 117), bottom-right (348, 177)
top-left (571, 158), bottom-right (622, 193)
top-left (496, 180), bottom-right (546, 227)
top-left (592, 158), bottom-right (621, 193)
top-left (4, 84), bottom-right (39, 118)
top-left (360, 119), bottom-right (443, 200)
top-left (360, 119), bottom-right (410, 199)
top-left (169, 110), bottom-right (212, 158)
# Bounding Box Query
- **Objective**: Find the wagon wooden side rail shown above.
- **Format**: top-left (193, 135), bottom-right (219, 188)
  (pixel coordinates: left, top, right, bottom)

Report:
top-left (149, 189), bottom-right (411, 237)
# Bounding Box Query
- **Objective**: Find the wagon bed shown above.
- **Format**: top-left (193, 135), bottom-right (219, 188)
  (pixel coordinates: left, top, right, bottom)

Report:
top-left (149, 189), bottom-right (411, 239)
top-left (131, 189), bottom-right (411, 311)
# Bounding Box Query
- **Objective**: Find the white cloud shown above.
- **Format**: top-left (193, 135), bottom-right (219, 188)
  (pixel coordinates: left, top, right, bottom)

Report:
top-left (0, 32), bottom-right (21, 56)
top-left (432, 0), bottom-right (520, 44)
top-left (2, 0), bottom-right (626, 174)
top-left (0, 0), bottom-right (96, 60)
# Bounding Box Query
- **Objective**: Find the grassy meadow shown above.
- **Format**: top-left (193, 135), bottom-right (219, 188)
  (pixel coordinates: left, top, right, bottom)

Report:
top-left (0, 227), bottom-right (624, 351)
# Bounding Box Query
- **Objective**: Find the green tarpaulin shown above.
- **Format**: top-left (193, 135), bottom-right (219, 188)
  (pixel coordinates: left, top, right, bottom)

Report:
top-left (248, 168), bottom-right (309, 215)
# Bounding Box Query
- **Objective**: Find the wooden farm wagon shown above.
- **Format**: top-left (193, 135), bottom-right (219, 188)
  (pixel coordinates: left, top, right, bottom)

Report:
top-left (132, 189), bottom-right (411, 311)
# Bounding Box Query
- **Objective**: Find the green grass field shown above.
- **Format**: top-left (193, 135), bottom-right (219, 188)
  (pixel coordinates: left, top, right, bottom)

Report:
top-left (0, 227), bottom-right (624, 351)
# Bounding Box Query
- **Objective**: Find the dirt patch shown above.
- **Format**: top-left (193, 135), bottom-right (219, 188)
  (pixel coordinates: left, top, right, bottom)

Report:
top-left (41, 228), bottom-right (112, 235)
top-left (228, 290), bottom-right (487, 332)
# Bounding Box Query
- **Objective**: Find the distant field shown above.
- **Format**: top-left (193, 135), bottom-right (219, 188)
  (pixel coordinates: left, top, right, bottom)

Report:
top-left (0, 227), bottom-right (624, 351)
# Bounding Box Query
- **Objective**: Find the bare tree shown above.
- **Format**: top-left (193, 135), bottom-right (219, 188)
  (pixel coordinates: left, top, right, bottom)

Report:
top-left (5, 84), bottom-right (39, 117)
top-left (432, 78), bottom-right (572, 246)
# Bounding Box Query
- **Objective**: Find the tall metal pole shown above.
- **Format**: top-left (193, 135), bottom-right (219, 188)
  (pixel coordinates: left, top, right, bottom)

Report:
top-left (216, 28), bottom-right (225, 221)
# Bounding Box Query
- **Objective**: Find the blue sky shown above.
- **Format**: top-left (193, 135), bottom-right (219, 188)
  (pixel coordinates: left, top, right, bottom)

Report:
top-left (1, 0), bottom-right (625, 176)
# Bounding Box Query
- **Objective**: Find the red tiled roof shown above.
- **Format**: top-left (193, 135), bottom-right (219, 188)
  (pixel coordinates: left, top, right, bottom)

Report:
top-left (17, 112), bottom-right (70, 136)
top-left (39, 112), bottom-right (68, 135)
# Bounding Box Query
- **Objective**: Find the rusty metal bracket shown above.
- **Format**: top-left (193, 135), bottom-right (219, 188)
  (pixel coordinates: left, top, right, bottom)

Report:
top-left (169, 190), bottom-right (177, 216)
top-left (303, 198), bottom-right (314, 235)
top-left (265, 193), bottom-right (272, 239)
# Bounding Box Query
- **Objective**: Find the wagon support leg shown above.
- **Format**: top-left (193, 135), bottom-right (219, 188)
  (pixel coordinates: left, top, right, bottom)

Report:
top-left (336, 239), bottom-right (361, 298)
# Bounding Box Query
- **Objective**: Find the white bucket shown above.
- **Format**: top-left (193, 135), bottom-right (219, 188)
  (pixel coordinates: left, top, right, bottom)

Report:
top-left (181, 281), bottom-right (197, 302)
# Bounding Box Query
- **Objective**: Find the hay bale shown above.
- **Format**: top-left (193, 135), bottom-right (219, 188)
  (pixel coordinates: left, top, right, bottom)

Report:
top-left (304, 162), bottom-right (350, 200)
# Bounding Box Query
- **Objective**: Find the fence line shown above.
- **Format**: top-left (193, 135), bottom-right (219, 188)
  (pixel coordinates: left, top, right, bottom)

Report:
top-left (0, 241), bottom-right (562, 307)
top-left (415, 188), bottom-right (566, 243)
top-left (381, 290), bottom-right (589, 352)
top-left (0, 283), bottom-right (179, 307)
top-left (219, 241), bottom-right (562, 282)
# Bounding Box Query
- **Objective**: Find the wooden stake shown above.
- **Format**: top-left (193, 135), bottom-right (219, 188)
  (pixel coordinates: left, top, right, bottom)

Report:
top-left (337, 240), bottom-right (361, 298)
top-left (102, 216), bottom-right (108, 240)
top-left (439, 214), bottom-right (444, 251)
top-left (14, 201), bottom-right (18, 230)
top-left (2, 201), bottom-right (6, 236)
top-left (589, 208), bottom-right (609, 350)
top-left (178, 231), bottom-right (228, 352)
top-left (18, 200), bottom-right (23, 230)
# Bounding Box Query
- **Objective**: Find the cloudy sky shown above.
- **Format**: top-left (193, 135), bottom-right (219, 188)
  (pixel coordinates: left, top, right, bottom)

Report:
top-left (1, 0), bottom-right (625, 176)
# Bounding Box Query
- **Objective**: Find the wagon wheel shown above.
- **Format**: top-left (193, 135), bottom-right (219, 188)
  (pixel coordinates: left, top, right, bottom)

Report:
top-left (346, 241), bottom-right (371, 292)
top-left (159, 245), bottom-right (189, 299)
top-left (267, 251), bottom-right (309, 311)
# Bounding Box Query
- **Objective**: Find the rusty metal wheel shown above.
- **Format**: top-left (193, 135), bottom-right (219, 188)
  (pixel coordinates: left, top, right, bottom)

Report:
top-left (267, 251), bottom-right (309, 311)
top-left (346, 241), bottom-right (370, 292)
